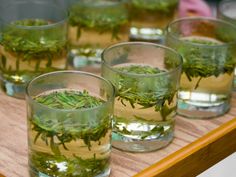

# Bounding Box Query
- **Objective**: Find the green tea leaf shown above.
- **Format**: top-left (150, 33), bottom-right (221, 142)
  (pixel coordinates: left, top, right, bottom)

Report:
top-left (116, 65), bottom-right (176, 120)
top-left (69, 2), bottom-right (129, 40)
top-left (32, 89), bottom-right (111, 153)
top-left (30, 151), bottom-right (109, 177)
top-left (0, 18), bottom-right (67, 73)
top-left (178, 37), bottom-right (236, 89)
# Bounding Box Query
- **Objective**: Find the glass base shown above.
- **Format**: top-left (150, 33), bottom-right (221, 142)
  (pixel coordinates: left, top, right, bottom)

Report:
top-left (112, 131), bottom-right (173, 152)
top-left (129, 27), bottom-right (164, 43)
top-left (29, 166), bottom-right (111, 177)
top-left (68, 48), bottom-right (102, 72)
top-left (177, 98), bottom-right (230, 119)
top-left (0, 79), bottom-right (26, 99)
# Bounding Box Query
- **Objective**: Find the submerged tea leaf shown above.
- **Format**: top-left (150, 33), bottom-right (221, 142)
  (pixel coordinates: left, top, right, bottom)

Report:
top-left (179, 37), bottom-right (235, 89)
top-left (69, 2), bottom-right (129, 40)
top-left (31, 151), bottom-right (109, 177)
top-left (0, 18), bottom-right (67, 74)
top-left (30, 89), bottom-right (111, 176)
top-left (131, 0), bottom-right (178, 13)
top-left (116, 65), bottom-right (176, 120)
top-left (112, 65), bottom-right (176, 139)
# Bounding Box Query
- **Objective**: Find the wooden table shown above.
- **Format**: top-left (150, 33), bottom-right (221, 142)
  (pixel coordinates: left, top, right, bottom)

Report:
top-left (0, 90), bottom-right (236, 177)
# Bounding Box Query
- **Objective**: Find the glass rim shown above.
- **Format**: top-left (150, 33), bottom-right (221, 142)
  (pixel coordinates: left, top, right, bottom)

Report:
top-left (218, 0), bottom-right (236, 21)
top-left (166, 16), bottom-right (236, 48)
top-left (0, 0), bottom-right (68, 30)
top-left (26, 70), bottom-right (115, 112)
top-left (71, 0), bottom-right (127, 8)
top-left (101, 41), bottom-right (183, 78)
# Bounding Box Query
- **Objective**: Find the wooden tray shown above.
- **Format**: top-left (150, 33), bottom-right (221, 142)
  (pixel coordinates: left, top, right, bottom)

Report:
top-left (0, 91), bottom-right (236, 177)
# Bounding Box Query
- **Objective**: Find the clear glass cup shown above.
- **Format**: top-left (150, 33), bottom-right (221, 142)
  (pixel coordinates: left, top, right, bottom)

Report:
top-left (101, 42), bottom-right (182, 152)
top-left (165, 17), bottom-right (236, 119)
top-left (218, 0), bottom-right (236, 25)
top-left (26, 71), bottom-right (114, 177)
top-left (0, 1), bottom-right (68, 99)
top-left (218, 0), bottom-right (236, 89)
top-left (129, 0), bottom-right (179, 43)
top-left (67, 0), bottom-right (130, 71)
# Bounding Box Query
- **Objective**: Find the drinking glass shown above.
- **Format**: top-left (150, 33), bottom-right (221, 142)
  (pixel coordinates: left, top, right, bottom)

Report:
top-left (129, 0), bottom-right (179, 43)
top-left (102, 42), bottom-right (182, 152)
top-left (0, 1), bottom-right (68, 98)
top-left (68, 0), bottom-right (130, 70)
top-left (165, 17), bottom-right (236, 119)
top-left (26, 71), bottom-right (114, 177)
top-left (218, 0), bottom-right (236, 89)
top-left (218, 0), bottom-right (236, 25)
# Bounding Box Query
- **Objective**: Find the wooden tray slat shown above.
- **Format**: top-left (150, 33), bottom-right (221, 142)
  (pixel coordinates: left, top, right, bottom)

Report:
top-left (134, 118), bottom-right (236, 177)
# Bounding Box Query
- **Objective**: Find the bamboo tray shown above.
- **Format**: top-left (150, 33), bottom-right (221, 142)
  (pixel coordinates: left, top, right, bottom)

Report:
top-left (0, 90), bottom-right (236, 177)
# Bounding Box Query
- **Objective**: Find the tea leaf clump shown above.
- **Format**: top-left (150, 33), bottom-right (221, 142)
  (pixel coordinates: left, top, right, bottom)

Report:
top-left (0, 18), bottom-right (67, 73)
top-left (69, 2), bottom-right (129, 40)
top-left (31, 152), bottom-right (109, 177)
top-left (179, 37), bottom-right (235, 89)
top-left (30, 90), bottom-right (111, 177)
top-left (131, 0), bottom-right (178, 13)
top-left (113, 65), bottom-right (176, 138)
